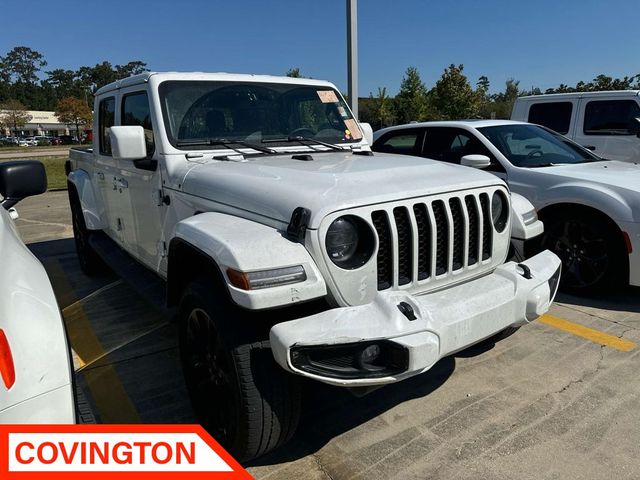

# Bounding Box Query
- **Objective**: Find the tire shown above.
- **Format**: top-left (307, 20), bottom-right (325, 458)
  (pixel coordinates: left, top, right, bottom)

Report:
top-left (541, 210), bottom-right (626, 293)
top-left (68, 187), bottom-right (106, 275)
top-left (178, 278), bottom-right (301, 462)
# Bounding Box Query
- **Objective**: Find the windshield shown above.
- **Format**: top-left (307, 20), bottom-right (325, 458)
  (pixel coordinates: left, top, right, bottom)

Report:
top-left (478, 124), bottom-right (603, 167)
top-left (159, 80), bottom-right (362, 150)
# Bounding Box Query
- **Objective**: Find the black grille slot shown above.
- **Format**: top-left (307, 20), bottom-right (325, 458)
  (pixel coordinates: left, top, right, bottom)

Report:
top-left (449, 198), bottom-right (464, 271)
top-left (413, 204), bottom-right (431, 280)
top-left (465, 195), bottom-right (479, 265)
top-left (393, 207), bottom-right (413, 285)
top-left (372, 211), bottom-right (393, 290)
top-left (432, 200), bottom-right (449, 275)
top-left (479, 193), bottom-right (492, 260)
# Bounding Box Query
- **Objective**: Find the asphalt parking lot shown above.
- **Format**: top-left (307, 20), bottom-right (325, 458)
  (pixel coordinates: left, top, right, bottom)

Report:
top-left (15, 190), bottom-right (640, 479)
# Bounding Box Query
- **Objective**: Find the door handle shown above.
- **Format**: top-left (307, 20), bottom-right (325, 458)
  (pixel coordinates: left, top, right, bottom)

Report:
top-left (583, 145), bottom-right (596, 151)
top-left (97, 172), bottom-right (105, 180)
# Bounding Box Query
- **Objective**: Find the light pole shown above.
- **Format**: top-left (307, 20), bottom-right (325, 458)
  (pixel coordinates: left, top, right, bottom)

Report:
top-left (346, 0), bottom-right (358, 119)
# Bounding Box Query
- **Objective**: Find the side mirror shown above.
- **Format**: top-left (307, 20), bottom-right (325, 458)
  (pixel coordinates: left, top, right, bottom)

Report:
top-left (460, 154), bottom-right (491, 169)
top-left (359, 122), bottom-right (374, 146)
top-left (628, 117), bottom-right (640, 137)
top-left (0, 160), bottom-right (47, 209)
top-left (110, 126), bottom-right (147, 160)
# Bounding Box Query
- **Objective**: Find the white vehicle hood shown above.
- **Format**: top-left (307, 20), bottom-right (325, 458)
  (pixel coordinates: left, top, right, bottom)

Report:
top-left (537, 160), bottom-right (640, 193)
top-left (180, 151), bottom-right (504, 228)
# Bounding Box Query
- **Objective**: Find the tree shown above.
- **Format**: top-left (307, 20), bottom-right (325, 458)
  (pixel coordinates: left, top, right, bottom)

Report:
top-left (285, 68), bottom-right (302, 78)
top-left (430, 64), bottom-right (479, 120)
top-left (0, 99), bottom-right (32, 137)
top-left (55, 97), bottom-right (92, 144)
top-left (395, 67), bottom-right (429, 123)
top-left (1, 46), bottom-right (47, 84)
top-left (372, 87), bottom-right (394, 128)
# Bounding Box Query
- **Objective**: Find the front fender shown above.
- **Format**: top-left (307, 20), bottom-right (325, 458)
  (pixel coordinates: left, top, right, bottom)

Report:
top-left (67, 169), bottom-right (105, 230)
top-left (538, 182), bottom-right (634, 224)
top-left (172, 212), bottom-right (327, 310)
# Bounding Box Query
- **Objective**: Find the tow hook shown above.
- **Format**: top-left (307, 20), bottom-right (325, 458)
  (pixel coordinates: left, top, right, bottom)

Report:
top-left (517, 263), bottom-right (533, 279)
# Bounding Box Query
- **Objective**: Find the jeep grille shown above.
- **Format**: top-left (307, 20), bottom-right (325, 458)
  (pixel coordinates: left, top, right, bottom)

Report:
top-left (371, 192), bottom-right (494, 291)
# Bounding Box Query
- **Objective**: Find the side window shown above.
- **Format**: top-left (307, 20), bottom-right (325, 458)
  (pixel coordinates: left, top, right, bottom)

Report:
top-left (374, 130), bottom-right (422, 154)
top-left (99, 97), bottom-right (115, 155)
top-left (423, 128), bottom-right (494, 164)
top-left (583, 100), bottom-right (640, 135)
top-left (528, 102), bottom-right (573, 134)
top-left (122, 92), bottom-right (155, 156)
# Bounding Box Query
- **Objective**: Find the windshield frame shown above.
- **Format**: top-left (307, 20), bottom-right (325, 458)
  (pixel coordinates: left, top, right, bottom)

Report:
top-left (477, 123), bottom-right (605, 168)
top-left (158, 80), bottom-right (362, 152)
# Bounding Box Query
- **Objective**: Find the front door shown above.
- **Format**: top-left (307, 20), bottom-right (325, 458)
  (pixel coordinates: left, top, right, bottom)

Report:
top-left (115, 89), bottom-right (166, 271)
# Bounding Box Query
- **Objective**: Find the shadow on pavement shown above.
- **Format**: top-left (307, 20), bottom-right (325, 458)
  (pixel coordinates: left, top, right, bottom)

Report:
top-left (249, 357), bottom-right (455, 467)
top-left (556, 285), bottom-right (640, 314)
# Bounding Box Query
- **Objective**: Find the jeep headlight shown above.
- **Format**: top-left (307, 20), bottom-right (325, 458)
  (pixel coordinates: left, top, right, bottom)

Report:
top-left (326, 215), bottom-right (375, 269)
top-left (491, 191), bottom-right (509, 233)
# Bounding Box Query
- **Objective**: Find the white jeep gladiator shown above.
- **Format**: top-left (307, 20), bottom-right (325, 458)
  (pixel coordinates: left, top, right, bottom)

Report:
top-left (66, 72), bottom-right (561, 461)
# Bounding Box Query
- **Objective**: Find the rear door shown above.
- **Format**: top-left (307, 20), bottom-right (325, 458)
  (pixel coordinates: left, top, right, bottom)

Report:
top-left (573, 97), bottom-right (640, 162)
top-left (525, 100), bottom-right (577, 138)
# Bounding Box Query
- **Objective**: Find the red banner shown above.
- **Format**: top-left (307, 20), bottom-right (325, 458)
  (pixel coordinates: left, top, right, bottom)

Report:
top-left (0, 424), bottom-right (252, 479)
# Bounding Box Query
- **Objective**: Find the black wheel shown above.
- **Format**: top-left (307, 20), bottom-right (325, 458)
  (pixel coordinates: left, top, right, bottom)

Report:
top-left (68, 187), bottom-right (106, 275)
top-left (178, 278), bottom-right (301, 462)
top-left (541, 211), bottom-right (625, 292)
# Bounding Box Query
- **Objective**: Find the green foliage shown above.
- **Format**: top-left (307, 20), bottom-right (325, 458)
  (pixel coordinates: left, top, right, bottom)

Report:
top-left (394, 67), bottom-right (429, 123)
top-left (286, 68), bottom-right (302, 78)
top-left (0, 46), bottom-right (148, 110)
top-left (1, 46), bottom-right (47, 84)
top-left (430, 64), bottom-right (479, 120)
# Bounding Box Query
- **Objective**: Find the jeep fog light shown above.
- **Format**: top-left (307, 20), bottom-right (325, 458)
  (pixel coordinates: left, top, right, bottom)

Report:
top-left (227, 265), bottom-right (306, 290)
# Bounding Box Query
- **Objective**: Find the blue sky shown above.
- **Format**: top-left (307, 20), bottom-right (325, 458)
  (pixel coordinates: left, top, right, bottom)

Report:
top-left (1, 0), bottom-right (638, 95)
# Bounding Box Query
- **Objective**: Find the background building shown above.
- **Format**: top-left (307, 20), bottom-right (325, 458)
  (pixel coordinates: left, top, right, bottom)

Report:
top-left (0, 110), bottom-right (84, 137)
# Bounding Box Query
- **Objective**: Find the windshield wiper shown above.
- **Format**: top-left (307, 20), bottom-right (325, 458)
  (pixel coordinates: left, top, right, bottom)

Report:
top-left (176, 138), bottom-right (276, 154)
top-left (262, 135), bottom-right (346, 152)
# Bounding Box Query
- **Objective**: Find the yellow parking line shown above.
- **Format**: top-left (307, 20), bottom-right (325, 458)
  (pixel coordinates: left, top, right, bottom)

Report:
top-left (538, 314), bottom-right (636, 352)
top-left (47, 259), bottom-right (141, 423)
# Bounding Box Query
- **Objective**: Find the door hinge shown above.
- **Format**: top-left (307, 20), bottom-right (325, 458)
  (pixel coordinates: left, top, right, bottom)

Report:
top-left (157, 189), bottom-right (171, 206)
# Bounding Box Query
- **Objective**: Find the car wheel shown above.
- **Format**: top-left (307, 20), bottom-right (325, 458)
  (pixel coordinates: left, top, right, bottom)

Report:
top-left (178, 278), bottom-right (301, 462)
top-left (541, 211), bottom-right (625, 292)
top-left (68, 188), bottom-right (106, 275)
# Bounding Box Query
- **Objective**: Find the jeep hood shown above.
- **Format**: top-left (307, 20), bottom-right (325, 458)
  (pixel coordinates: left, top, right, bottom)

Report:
top-left (180, 151), bottom-right (504, 228)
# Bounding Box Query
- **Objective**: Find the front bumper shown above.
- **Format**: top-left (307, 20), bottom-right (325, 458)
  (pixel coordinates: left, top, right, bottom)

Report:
top-left (270, 250), bottom-right (561, 386)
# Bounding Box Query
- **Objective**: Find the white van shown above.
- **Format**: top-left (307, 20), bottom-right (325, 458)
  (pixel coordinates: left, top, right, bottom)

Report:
top-left (511, 91), bottom-right (640, 163)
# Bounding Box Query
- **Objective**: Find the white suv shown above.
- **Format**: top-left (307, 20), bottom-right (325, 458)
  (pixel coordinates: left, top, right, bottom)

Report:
top-left (512, 91), bottom-right (640, 163)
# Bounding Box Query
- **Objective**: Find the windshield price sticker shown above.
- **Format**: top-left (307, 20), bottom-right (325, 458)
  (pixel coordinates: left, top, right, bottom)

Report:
top-left (0, 424), bottom-right (251, 479)
top-left (344, 119), bottom-right (363, 140)
top-left (316, 90), bottom-right (339, 103)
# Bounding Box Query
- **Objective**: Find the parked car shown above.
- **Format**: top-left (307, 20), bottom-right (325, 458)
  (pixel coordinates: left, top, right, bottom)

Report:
top-left (511, 90), bottom-right (640, 163)
top-left (58, 135), bottom-right (76, 145)
top-left (33, 135), bottom-right (51, 146)
top-left (23, 137), bottom-right (38, 146)
top-left (50, 137), bottom-right (63, 146)
top-left (67, 72), bottom-right (560, 461)
top-left (373, 120), bottom-right (640, 291)
top-left (0, 160), bottom-right (75, 423)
